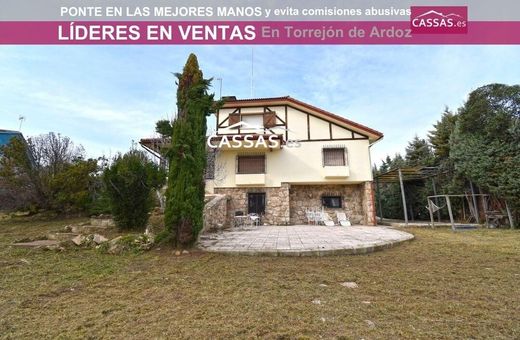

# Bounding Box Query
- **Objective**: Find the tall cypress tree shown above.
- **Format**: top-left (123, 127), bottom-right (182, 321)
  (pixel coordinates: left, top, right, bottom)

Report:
top-left (165, 54), bottom-right (215, 246)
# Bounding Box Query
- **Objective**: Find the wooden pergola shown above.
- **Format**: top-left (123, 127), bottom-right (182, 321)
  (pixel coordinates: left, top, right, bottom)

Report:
top-left (375, 166), bottom-right (440, 226)
top-left (376, 166), bottom-right (515, 229)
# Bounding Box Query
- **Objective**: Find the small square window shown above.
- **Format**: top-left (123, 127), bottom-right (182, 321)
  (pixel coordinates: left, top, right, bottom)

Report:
top-left (237, 155), bottom-right (265, 174)
top-left (322, 196), bottom-right (342, 208)
top-left (323, 148), bottom-right (346, 166)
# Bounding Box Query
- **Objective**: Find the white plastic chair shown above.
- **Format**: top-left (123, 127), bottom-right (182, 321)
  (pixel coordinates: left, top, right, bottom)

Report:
top-left (320, 212), bottom-right (336, 226)
top-left (248, 213), bottom-right (260, 227)
top-left (336, 212), bottom-right (351, 227)
top-left (305, 210), bottom-right (316, 225)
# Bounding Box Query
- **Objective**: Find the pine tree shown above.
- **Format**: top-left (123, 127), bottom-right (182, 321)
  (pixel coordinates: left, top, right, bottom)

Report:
top-left (405, 136), bottom-right (434, 167)
top-left (164, 54), bottom-right (215, 246)
top-left (450, 84), bottom-right (520, 220)
top-left (428, 107), bottom-right (458, 162)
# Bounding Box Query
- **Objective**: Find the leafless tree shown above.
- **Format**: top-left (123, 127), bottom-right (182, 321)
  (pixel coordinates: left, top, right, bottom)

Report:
top-left (28, 132), bottom-right (85, 177)
top-left (0, 132), bottom-right (86, 210)
top-left (209, 148), bottom-right (228, 185)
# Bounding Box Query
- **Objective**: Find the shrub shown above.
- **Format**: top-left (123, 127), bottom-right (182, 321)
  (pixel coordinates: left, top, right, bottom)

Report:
top-left (49, 159), bottom-right (98, 213)
top-left (0, 132), bottom-right (98, 213)
top-left (88, 186), bottom-right (112, 215)
top-left (103, 150), bottom-right (165, 230)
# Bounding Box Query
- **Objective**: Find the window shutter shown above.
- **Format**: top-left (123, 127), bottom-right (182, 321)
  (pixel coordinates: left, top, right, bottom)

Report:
top-left (263, 112), bottom-right (276, 128)
top-left (323, 148), bottom-right (346, 166)
top-left (237, 155), bottom-right (265, 174)
top-left (228, 113), bottom-right (240, 126)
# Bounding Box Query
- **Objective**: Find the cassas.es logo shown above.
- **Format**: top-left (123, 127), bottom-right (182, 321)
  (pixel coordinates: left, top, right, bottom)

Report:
top-left (410, 6), bottom-right (468, 34)
top-left (207, 121), bottom-right (301, 149)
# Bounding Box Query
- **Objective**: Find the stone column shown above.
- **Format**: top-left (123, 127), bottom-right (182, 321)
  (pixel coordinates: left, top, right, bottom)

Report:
top-left (363, 181), bottom-right (376, 226)
top-left (268, 183), bottom-right (291, 225)
top-left (280, 183), bottom-right (291, 225)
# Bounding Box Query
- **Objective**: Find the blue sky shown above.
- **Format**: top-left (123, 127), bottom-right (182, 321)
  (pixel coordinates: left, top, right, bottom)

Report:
top-left (1, 45), bottom-right (519, 164)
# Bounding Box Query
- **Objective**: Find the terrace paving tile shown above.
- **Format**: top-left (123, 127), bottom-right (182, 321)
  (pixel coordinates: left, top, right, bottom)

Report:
top-left (199, 225), bottom-right (413, 256)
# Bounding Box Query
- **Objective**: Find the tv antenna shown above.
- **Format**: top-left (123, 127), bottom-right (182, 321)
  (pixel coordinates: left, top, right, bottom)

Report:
top-left (250, 47), bottom-right (255, 97)
top-left (18, 115), bottom-right (26, 131)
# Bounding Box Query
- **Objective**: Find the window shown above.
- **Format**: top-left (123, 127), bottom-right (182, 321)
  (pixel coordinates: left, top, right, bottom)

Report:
top-left (323, 148), bottom-right (346, 166)
top-left (241, 114), bottom-right (263, 128)
top-left (322, 196), bottom-right (342, 208)
top-left (227, 112), bottom-right (277, 129)
top-left (248, 193), bottom-right (266, 214)
top-left (237, 155), bottom-right (265, 174)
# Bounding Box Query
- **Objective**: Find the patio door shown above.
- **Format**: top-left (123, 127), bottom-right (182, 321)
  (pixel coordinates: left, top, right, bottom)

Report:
top-left (248, 193), bottom-right (265, 215)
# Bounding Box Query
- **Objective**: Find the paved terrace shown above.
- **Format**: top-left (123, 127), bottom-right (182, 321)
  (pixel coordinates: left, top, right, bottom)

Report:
top-left (198, 225), bottom-right (414, 256)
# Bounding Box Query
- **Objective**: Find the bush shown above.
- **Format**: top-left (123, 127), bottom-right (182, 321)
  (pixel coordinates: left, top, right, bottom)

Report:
top-left (103, 150), bottom-right (165, 230)
top-left (49, 159), bottom-right (98, 213)
top-left (0, 132), bottom-right (97, 213)
top-left (88, 186), bottom-right (112, 215)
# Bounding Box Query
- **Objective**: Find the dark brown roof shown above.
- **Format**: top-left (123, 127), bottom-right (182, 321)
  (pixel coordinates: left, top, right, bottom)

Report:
top-left (221, 96), bottom-right (383, 140)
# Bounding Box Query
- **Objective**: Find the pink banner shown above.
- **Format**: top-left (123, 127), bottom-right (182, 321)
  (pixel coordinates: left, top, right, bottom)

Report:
top-left (0, 21), bottom-right (519, 44)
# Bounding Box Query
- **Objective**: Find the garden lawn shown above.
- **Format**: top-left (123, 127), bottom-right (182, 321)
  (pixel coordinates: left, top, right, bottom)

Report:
top-left (1, 216), bottom-right (519, 339)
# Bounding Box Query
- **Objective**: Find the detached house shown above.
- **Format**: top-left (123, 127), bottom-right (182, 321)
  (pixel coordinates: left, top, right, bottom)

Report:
top-left (206, 96), bottom-right (383, 226)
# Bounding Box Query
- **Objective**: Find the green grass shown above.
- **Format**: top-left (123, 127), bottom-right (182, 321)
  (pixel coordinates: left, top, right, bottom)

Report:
top-left (1, 217), bottom-right (519, 339)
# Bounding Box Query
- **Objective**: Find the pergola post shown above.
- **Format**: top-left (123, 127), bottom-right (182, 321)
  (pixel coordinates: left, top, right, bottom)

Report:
top-left (431, 178), bottom-right (441, 222)
top-left (505, 201), bottom-right (514, 229)
top-left (376, 178), bottom-right (383, 224)
top-left (427, 197), bottom-right (435, 228)
top-left (483, 196), bottom-right (489, 227)
top-left (398, 168), bottom-right (408, 226)
top-left (445, 195), bottom-right (455, 230)
top-left (469, 181), bottom-right (480, 224)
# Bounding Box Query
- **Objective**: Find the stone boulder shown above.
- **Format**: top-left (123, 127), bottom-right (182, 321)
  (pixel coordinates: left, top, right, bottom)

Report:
top-left (107, 236), bottom-right (123, 254)
top-left (92, 234), bottom-right (108, 244)
top-left (71, 235), bottom-right (86, 246)
top-left (340, 281), bottom-right (358, 289)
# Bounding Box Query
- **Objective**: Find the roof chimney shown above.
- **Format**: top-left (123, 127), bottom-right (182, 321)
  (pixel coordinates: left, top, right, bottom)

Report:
top-left (221, 96), bottom-right (237, 102)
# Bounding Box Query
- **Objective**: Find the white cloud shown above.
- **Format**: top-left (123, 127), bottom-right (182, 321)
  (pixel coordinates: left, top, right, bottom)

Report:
top-left (1, 45), bottom-right (519, 163)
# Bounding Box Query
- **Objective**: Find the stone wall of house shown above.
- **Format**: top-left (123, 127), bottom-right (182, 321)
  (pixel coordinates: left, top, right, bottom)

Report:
top-left (213, 181), bottom-right (376, 226)
top-left (363, 181), bottom-right (377, 226)
top-left (289, 184), bottom-right (366, 225)
top-left (214, 183), bottom-right (290, 225)
top-left (202, 194), bottom-right (229, 232)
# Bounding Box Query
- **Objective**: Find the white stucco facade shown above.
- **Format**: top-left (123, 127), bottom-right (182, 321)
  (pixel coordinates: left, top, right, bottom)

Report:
top-left (209, 97), bottom-right (382, 189)
top-left (206, 96), bottom-right (382, 226)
